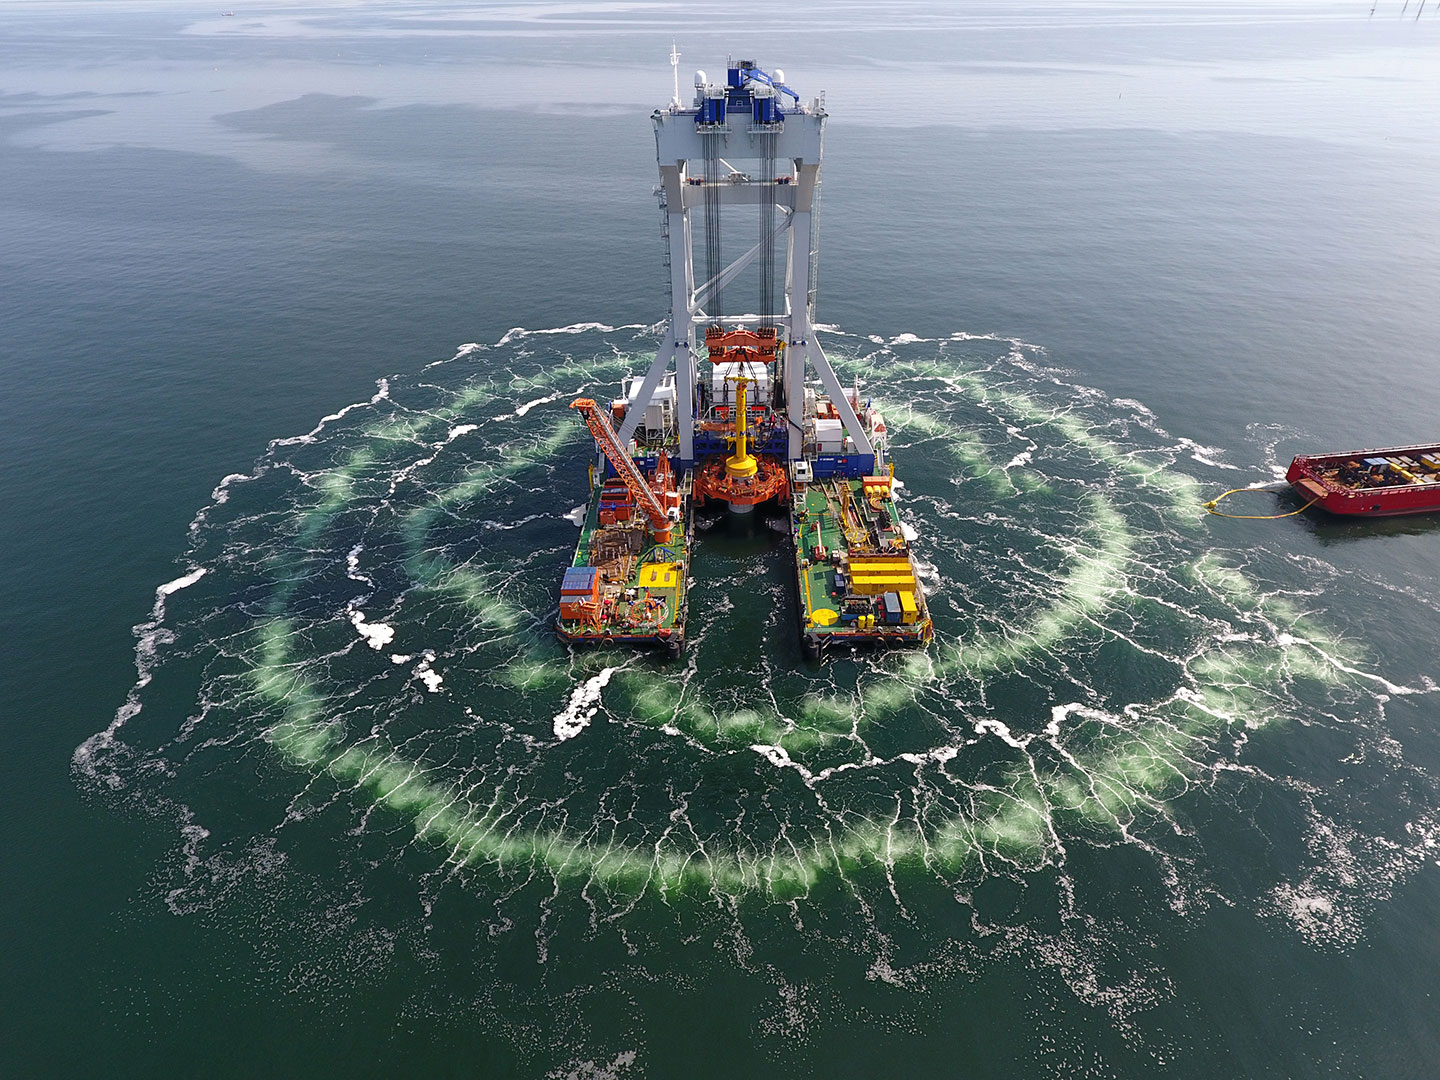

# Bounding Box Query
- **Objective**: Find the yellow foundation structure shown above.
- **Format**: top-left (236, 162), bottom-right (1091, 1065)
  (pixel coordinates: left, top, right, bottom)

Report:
top-left (724, 376), bottom-right (759, 480)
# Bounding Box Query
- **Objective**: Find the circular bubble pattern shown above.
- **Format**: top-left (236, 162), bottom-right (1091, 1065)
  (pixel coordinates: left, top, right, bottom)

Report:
top-left (77, 324), bottom-right (1440, 959)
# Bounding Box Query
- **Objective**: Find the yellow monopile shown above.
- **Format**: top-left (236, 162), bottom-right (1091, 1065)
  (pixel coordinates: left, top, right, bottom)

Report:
top-left (725, 375), bottom-right (759, 479)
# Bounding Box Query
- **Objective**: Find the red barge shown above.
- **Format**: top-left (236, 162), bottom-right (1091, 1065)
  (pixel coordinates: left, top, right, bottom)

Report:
top-left (1287, 443), bottom-right (1440, 517)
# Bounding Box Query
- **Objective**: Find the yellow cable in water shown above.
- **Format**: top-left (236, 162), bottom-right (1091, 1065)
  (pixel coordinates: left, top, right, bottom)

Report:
top-left (1203, 487), bottom-right (1321, 520)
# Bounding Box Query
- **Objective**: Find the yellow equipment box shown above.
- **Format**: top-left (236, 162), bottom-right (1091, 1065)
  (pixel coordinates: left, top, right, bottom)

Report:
top-left (637, 562), bottom-right (679, 589)
top-left (848, 555), bottom-right (916, 596)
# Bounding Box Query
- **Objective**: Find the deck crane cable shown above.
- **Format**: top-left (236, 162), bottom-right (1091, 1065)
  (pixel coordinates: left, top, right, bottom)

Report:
top-left (702, 115), bottom-right (722, 325)
top-left (759, 124), bottom-right (777, 412)
top-left (760, 129), bottom-right (777, 336)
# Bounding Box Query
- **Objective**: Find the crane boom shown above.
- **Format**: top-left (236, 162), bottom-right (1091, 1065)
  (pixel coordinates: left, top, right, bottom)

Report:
top-left (570, 398), bottom-right (673, 536)
top-left (744, 66), bottom-right (800, 103)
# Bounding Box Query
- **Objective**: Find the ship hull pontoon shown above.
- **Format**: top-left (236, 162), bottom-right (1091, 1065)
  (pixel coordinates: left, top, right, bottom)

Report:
top-left (1287, 444), bottom-right (1440, 517)
top-left (557, 56), bottom-right (932, 657)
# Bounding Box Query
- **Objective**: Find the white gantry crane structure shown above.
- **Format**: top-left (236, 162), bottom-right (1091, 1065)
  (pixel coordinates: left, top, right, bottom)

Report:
top-left (616, 56), bottom-right (875, 474)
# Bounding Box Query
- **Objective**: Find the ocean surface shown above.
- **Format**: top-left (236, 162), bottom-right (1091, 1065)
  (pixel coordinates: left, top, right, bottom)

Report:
top-left (5, 2), bottom-right (1440, 1077)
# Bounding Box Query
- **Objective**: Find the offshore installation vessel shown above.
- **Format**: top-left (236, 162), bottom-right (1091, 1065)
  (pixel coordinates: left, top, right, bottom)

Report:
top-left (558, 54), bottom-right (932, 660)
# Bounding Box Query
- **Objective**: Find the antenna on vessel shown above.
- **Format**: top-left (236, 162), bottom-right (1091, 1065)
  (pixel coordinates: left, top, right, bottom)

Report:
top-left (670, 42), bottom-right (682, 107)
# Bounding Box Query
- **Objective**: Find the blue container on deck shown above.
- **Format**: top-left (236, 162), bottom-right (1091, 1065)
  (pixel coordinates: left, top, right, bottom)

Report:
top-left (812, 454), bottom-right (878, 480)
top-left (881, 592), bottom-right (903, 625)
top-left (561, 567), bottom-right (599, 595)
top-left (604, 457), bottom-right (655, 479)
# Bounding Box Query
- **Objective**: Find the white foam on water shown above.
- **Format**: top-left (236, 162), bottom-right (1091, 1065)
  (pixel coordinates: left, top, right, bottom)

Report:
top-left (496, 322), bottom-right (643, 346)
top-left (72, 564), bottom-right (208, 782)
top-left (1269, 631), bottom-right (1429, 695)
top-left (515, 391), bottom-right (563, 418)
top-left (333, 378), bottom-right (388, 421)
top-left (974, 717), bottom-right (1031, 749)
top-left (1320, 654), bottom-right (1427, 696)
top-left (271, 378), bottom-right (390, 448)
top-left (476, 513), bottom-right (548, 533)
top-left (350, 611), bottom-right (395, 651)
top-left (1046, 702), bottom-right (1086, 738)
top-left (1113, 397), bottom-right (1157, 420)
top-left (1178, 437), bottom-right (1236, 469)
top-left (344, 543), bottom-right (372, 585)
top-left (553, 667), bottom-right (620, 741)
top-left (544, 1050), bottom-right (639, 1080)
top-left (899, 745), bottom-right (960, 766)
top-left (900, 522), bottom-right (919, 542)
top-left (425, 342), bottom-right (481, 369)
top-left (447, 423), bottom-right (477, 440)
top-left (751, 744), bottom-right (816, 781)
top-left (912, 556), bottom-right (941, 589)
top-left (494, 390), bottom-right (566, 422)
top-left (158, 567), bottom-right (208, 597)
top-left (414, 652), bottom-right (443, 693)
top-left (888, 332), bottom-right (926, 345)
top-left (210, 472), bottom-right (251, 505)
top-left (1271, 881), bottom-right (1352, 946)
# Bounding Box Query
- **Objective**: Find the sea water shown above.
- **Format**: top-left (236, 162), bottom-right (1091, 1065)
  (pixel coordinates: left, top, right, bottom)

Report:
top-left (6, 3), bottom-right (1440, 1076)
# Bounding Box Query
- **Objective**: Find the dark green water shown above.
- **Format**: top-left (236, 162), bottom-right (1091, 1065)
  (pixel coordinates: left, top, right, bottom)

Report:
top-left (6, 4), bottom-right (1440, 1077)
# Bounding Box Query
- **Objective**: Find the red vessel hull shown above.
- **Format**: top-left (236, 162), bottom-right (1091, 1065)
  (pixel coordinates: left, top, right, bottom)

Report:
top-left (1287, 442), bottom-right (1440, 517)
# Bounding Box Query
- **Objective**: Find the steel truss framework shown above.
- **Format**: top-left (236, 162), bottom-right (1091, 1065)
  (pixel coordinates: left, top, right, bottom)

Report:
top-left (616, 63), bottom-right (875, 470)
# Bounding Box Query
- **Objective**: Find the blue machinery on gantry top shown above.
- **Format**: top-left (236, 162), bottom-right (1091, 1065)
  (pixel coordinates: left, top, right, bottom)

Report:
top-left (695, 58), bottom-right (799, 127)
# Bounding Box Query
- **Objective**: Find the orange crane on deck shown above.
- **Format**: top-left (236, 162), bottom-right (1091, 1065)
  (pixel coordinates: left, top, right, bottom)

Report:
top-left (570, 398), bottom-right (677, 543)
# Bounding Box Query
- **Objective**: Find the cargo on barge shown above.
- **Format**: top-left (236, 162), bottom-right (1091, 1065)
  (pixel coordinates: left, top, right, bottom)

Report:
top-left (1287, 443), bottom-right (1440, 517)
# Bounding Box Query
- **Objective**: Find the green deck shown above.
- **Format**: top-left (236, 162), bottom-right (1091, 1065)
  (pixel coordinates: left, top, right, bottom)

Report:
top-left (562, 482), bottom-right (689, 638)
top-left (790, 477), bottom-right (928, 640)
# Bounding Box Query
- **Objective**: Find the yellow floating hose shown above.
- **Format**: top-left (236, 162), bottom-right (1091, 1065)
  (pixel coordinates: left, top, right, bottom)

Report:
top-left (1204, 487), bottom-right (1321, 520)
